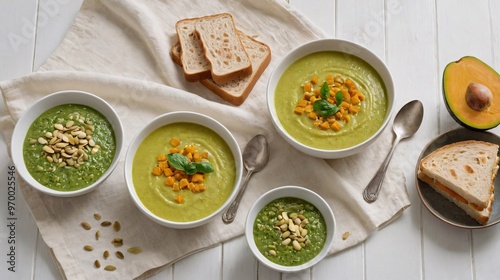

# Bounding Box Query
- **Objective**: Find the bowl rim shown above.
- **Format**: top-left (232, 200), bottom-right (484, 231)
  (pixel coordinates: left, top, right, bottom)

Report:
top-left (266, 38), bottom-right (395, 159)
top-left (245, 185), bottom-right (336, 272)
top-left (10, 89), bottom-right (124, 197)
top-left (124, 111), bottom-right (243, 229)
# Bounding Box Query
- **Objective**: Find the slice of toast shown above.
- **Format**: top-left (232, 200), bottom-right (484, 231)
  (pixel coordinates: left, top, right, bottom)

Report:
top-left (171, 31), bottom-right (271, 105)
top-left (175, 17), bottom-right (212, 82)
top-left (417, 140), bottom-right (499, 225)
top-left (194, 13), bottom-right (252, 84)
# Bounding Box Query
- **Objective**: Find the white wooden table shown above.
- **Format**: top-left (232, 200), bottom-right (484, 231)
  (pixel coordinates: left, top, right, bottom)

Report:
top-left (2, 0), bottom-right (500, 279)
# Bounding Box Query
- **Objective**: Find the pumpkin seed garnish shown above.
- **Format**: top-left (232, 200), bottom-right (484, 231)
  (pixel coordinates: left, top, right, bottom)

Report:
top-left (94, 260), bottom-right (101, 268)
top-left (115, 251), bottom-right (124, 259)
top-left (94, 213), bottom-right (102, 220)
top-left (111, 238), bottom-right (123, 247)
top-left (83, 245), bottom-right (94, 251)
top-left (104, 265), bottom-right (116, 271)
top-left (36, 118), bottom-right (100, 169)
top-left (95, 230), bottom-right (100, 241)
top-left (100, 221), bottom-right (112, 227)
top-left (342, 231), bottom-right (350, 240)
top-left (103, 250), bottom-right (110, 260)
top-left (113, 221), bottom-right (121, 232)
top-left (81, 222), bottom-right (91, 230)
top-left (127, 247), bottom-right (142, 254)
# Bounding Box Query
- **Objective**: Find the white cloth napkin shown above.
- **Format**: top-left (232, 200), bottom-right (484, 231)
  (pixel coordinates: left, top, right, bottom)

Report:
top-left (0, 0), bottom-right (410, 279)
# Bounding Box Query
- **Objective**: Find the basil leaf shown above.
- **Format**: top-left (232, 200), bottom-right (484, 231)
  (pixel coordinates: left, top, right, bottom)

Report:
top-left (194, 162), bottom-right (214, 173)
top-left (335, 91), bottom-right (343, 106)
top-left (313, 100), bottom-right (339, 117)
top-left (320, 81), bottom-right (330, 100)
top-left (184, 163), bottom-right (198, 175)
top-left (167, 153), bottom-right (188, 171)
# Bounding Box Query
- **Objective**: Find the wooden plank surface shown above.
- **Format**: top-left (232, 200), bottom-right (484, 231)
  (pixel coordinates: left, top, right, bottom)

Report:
top-left (1, 1), bottom-right (500, 279)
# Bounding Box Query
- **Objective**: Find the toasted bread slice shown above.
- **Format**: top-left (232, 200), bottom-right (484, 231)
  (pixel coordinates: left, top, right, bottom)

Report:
top-left (175, 17), bottom-right (212, 82)
top-left (171, 31), bottom-right (271, 106)
top-left (417, 140), bottom-right (499, 225)
top-left (194, 13), bottom-right (252, 84)
top-left (418, 171), bottom-right (494, 225)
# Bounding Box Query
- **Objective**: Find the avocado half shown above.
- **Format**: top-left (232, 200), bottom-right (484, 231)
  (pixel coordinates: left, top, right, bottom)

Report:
top-left (443, 56), bottom-right (500, 131)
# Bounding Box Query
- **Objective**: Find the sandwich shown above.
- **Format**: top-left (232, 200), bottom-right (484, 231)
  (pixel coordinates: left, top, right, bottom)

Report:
top-left (417, 140), bottom-right (499, 225)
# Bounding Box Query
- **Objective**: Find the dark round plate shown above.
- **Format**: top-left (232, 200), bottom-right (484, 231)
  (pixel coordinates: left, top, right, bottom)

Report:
top-left (415, 128), bottom-right (500, 229)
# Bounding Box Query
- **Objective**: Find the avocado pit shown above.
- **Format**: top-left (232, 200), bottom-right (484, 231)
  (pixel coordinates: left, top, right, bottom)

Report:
top-left (465, 82), bottom-right (492, 111)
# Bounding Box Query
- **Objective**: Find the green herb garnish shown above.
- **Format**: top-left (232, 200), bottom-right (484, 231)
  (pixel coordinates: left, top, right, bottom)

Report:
top-left (335, 91), bottom-right (343, 106)
top-left (167, 153), bottom-right (214, 175)
top-left (320, 81), bottom-right (330, 100)
top-left (313, 100), bottom-right (339, 117)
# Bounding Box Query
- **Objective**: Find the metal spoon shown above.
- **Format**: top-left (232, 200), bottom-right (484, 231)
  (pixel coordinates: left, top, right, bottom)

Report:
top-left (222, 134), bottom-right (269, 224)
top-left (363, 100), bottom-right (424, 203)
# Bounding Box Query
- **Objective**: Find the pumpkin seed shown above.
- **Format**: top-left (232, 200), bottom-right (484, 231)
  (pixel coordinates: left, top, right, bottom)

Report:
top-left (112, 238), bottom-right (123, 247)
top-left (127, 247), bottom-right (142, 254)
top-left (113, 221), bottom-right (121, 232)
top-left (103, 250), bottom-right (109, 259)
top-left (104, 265), bottom-right (116, 271)
top-left (342, 231), bottom-right (350, 240)
top-left (115, 251), bottom-right (124, 259)
top-left (292, 240), bottom-right (302, 251)
top-left (95, 230), bottom-right (100, 240)
top-left (43, 145), bottom-right (55, 154)
top-left (94, 260), bottom-right (101, 268)
top-left (83, 245), bottom-right (94, 251)
top-left (94, 213), bottom-right (101, 220)
top-left (81, 222), bottom-right (91, 230)
top-left (101, 221), bottom-right (112, 227)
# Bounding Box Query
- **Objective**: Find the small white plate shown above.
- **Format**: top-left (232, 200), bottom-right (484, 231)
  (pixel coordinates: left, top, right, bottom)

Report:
top-left (415, 128), bottom-right (500, 229)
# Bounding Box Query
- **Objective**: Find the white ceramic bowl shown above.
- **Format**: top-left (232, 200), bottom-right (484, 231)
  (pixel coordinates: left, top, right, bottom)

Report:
top-left (11, 90), bottom-right (124, 197)
top-left (124, 111), bottom-right (243, 229)
top-left (267, 38), bottom-right (395, 158)
top-left (245, 186), bottom-right (336, 272)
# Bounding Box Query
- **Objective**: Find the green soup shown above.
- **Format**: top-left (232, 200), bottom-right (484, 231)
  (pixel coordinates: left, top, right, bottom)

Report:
top-left (275, 51), bottom-right (388, 150)
top-left (253, 197), bottom-right (327, 266)
top-left (23, 104), bottom-right (116, 191)
top-left (132, 122), bottom-right (236, 222)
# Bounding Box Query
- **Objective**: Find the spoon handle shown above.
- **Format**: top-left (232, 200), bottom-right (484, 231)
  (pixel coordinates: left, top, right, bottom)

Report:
top-left (363, 136), bottom-right (401, 203)
top-left (222, 170), bottom-right (253, 224)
